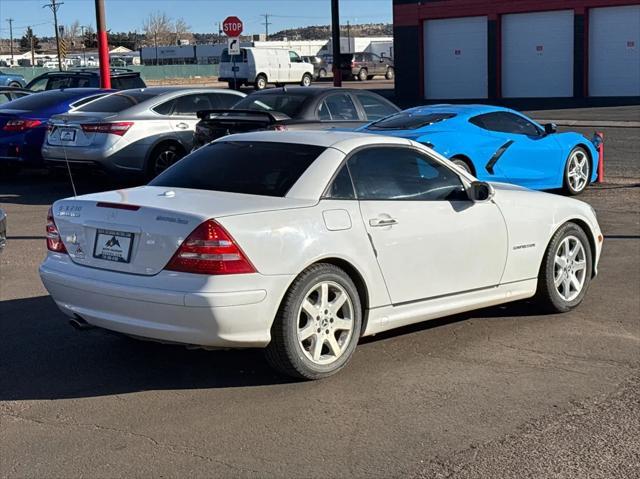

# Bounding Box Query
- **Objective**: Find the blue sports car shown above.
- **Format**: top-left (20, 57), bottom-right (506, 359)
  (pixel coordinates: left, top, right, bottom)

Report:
top-left (0, 70), bottom-right (26, 88)
top-left (0, 88), bottom-right (113, 173)
top-left (359, 105), bottom-right (601, 195)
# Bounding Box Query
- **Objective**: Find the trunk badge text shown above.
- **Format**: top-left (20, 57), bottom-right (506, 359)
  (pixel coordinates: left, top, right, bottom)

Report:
top-left (57, 205), bottom-right (82, 217)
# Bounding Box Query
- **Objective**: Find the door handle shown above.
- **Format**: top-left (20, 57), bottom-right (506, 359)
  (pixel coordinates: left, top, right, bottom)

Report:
top-left (369, 218), bottom-right (398, 227)
top-left (175, 123), bottom-right (189, 130)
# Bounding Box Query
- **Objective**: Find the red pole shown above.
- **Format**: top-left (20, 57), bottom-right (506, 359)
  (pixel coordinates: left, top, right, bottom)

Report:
top-left (95, 0), bottom-right (111, 89)
top-left (596, 131), bottom-right (604, 183)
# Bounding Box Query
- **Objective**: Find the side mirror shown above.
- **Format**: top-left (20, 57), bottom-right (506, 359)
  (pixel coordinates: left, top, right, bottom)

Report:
top-left (544, 123), bottom-right (557, 135)
top-left (467, 181), bottom-right (494, 202)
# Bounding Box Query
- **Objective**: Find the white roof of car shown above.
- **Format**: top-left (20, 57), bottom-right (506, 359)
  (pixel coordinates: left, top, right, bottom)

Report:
top-left (220, 130), bottom-right (410, 152)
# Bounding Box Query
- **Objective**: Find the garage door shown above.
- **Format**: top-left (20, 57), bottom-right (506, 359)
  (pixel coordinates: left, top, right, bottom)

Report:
top-left (423, 16), bottom-right (487, 99)
top-left (589, 5), bottom-right (640, 97)
top-left (502, 10), bottom-right (574, 98)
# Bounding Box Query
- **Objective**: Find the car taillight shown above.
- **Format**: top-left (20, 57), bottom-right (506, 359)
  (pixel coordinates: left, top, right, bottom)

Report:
top-left (80, 122), bottom-right (133, 136)
top-left (2, 119), bottom-right (42, 132)
top-left (273, 125), bottom-right (288, 131)
top-left (165, 220), bottom-right (256, 275)
top-left (46, 207), bottom-right (67, 253)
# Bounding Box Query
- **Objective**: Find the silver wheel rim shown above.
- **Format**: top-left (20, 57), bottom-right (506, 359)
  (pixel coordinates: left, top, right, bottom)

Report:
top-left (319, 69), bottom-right (326, 78)
top-left (567, 150), bottom-right (589, 192)
top-left (359, 70), bottom-right (367, 80)
top-left (387, 69), bottom-right (394, 79)
top-left (297, 281), bottom-right (354, 366)
top-left (155, 149), bottom-right (176, 175)
top-left (257, 77), bottom-right (266, 89)
top-left (554, 235), bottom-right (587, 302)
top-left (302, 75), bottom-right (311, 86)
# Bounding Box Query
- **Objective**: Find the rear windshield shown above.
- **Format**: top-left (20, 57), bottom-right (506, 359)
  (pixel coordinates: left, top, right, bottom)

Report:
top-left (0, 90), bottom-right (85, 111)
top-left (111, 76), bottom-right (146, 90)
top-left (367, 112), bottom-right (456, 130)
top-left (232, 94), bottom-right (308, 118)
top-left (150, 141), bottom-right (325, 197)
top-left (76, 90), bottom-right (159, 113)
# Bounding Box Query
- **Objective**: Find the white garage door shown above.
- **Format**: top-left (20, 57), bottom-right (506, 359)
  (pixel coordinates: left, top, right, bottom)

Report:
top-left (589, 5), bottom-right (640, 97)
top-left (502, 10), bottom-right (574, 97)
top-left (423, 16), bottom-right (488, 99)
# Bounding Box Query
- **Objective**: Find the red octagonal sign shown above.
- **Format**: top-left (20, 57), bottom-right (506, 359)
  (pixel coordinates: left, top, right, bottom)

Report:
top-left (223, 16), bottom-right (243, 37)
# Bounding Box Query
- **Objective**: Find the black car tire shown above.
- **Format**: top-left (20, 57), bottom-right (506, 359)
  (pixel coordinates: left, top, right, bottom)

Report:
top-left (8, 82), bottom-right (23, 88)
top-left (254, 74), bottom-right (268, 90)
top-left (450, 156), bottom-right (474, 175)
top-left (265, 263), bottom-right (362, 380)
top-left (300, 73), bottom-right (312, 87)
top-left (385, 67), bottom-right (395, 80)
top-left (366, 75), bottom-right (374, 81)
top-left (147, 143), bottom-right (184, 180)
top-left (357, 69), bottom-right (368, 81)
top-left (535, 222), bottom-right (593, 313)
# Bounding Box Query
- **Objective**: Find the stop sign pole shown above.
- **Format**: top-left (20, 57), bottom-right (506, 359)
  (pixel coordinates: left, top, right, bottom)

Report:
top-left (223, 16), bottom-right (243, 89)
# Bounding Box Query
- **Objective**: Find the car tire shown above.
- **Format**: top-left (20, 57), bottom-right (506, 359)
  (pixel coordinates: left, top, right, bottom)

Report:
top-left (8, 82), bottom-right (22, 88)
top-left (318, 68), bottom-right (327, 79)
top-left (385, 67), bottom-right (395, 80)
top-left (254, 74), bottom-right (268, 90)
top-left (147, 143), bottom-right (184, 180)
top-left (451, 156), bottom-right (474, 175)
top-left (300, 73), bottom-right (312, 87)
top-left (265, 263), bottom-right (362, 380)
top-left (563, 146), bottom-right (591, 196)
top-left (357, 69), bottom-right (368, 81)
top-left (535, 222), bottom-right (593, 314)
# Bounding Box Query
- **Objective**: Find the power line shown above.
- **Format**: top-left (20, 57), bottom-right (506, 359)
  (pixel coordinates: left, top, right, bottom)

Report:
top-left (42, 0), bottom-right (64, 70)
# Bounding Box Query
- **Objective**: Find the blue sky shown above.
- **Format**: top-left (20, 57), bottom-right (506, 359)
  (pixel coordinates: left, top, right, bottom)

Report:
top-left (0, 0), bottom-right (392, 39)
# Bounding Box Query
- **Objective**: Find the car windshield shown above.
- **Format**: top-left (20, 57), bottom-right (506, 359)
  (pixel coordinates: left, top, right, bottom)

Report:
top-left (0, 90), bottom-right (85, 111)
top-left (75, 91), bottom-right (159, 113)
top-left (367, 112), bottom-right (457, 130)
top-left (150, 141), bottom-right (325, 197)
top-left (231, 93), bottom-right (308, 118)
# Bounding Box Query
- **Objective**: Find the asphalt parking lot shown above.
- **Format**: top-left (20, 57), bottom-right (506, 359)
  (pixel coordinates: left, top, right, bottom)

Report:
top-left (0, 106), bottom-right (638, 478)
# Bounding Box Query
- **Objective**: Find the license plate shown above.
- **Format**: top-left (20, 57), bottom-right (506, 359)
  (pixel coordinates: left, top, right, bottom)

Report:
top-left (60, 128), bottom-right (76, 142)
top-left (93, 229), bottom-right (134, 263)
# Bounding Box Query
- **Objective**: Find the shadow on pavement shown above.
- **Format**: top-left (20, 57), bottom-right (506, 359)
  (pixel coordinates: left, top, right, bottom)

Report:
top-left (0, 294), bottom-right (548, 401)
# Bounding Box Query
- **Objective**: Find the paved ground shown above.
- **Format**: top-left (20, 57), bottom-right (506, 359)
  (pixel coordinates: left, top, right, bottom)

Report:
top-left (0, 110), bottom-right (638, 478)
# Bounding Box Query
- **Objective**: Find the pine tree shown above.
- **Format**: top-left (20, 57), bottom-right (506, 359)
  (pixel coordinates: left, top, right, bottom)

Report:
top-left (20, 27), bottom-right (41, 53)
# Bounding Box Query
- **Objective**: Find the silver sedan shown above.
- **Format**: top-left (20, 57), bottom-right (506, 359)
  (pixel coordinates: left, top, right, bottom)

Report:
top-left (42, 87), bottom-right (246, 178)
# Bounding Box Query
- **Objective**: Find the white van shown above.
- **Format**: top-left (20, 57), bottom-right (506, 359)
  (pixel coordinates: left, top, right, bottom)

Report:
top-left (219, 47), bottom-right (314, 90)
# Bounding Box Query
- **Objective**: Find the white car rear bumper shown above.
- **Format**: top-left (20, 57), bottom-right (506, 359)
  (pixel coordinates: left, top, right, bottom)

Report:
top-left (39, 255), bottom-right (293, 348)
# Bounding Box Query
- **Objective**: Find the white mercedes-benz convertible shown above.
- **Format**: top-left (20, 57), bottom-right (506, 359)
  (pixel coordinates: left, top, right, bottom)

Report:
top-left (40, 131), bottom-right (603, 379)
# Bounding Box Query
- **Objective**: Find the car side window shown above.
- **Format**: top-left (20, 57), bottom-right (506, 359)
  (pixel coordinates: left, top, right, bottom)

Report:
top-left (354, 92), bottom-right (397, 120)
top-left (75, 77), bottom-right (92, 88)
top-left (347, 147), bottom-right (467, 201)
top-left (470, 112), bottom-right (540, 136)
top-left (172, 94), bottom-right (213, 116)
top-left (289, 51), bottom-right (302, 63)
top-left (210, 93), bottom-right (241, 109)
top-left (47, 77), bottom-right (72, 90)
top-left (324, 165), bottom-right (355, 199)
top-left (153, 99), bottom-right (175, 115)
top-left (322, 93), bottom-right (359, 121)
top-left (28, 77), bottom-right (48, 91)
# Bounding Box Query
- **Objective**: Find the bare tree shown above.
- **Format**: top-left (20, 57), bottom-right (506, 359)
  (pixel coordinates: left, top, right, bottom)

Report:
top-left (63, 20), bottom-right (81, 49)
top-left (142, 11), bottom-right (174, 46)
top-left (173, 17), bottom-right (192, 45)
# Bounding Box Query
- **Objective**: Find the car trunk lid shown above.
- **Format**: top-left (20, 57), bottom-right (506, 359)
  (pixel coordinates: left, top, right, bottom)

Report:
top-left (52, 186), bottom-right (314, 275)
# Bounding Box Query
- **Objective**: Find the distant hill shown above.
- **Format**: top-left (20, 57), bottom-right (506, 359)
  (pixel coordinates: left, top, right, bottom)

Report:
top-left (269, 23), bottom-right (392, 41)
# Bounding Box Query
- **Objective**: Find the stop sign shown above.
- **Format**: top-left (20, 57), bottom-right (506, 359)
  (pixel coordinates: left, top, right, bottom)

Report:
top-left (223, 16), bottom-right (243, 37)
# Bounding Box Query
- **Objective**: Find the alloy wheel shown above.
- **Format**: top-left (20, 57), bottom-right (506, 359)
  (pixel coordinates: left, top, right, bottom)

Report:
top-left (554, 235), bottom-right (587, 301)
top-left (297, 281), bottom-right (354, 365)
top-left (154, 149), bottom-right (177, 175)
top-left (567, 149), bottom-right (589, 192)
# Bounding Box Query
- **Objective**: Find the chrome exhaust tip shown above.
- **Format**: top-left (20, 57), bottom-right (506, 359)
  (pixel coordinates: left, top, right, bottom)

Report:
top-left (69, 316), bottom-right (94, 331)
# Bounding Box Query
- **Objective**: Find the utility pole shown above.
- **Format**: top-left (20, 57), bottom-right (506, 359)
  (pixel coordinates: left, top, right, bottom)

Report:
top-left (80, 25), bottom-right (87, 65)
top-left (346, 20), bottom-right (351, 52)
top-left (95, 0), bottom-right (111, 88)
top-left (261, 14), bottom-right (271, 39)
top-left (30, 29), bottom-right (35, 66)
top-left (331, 0), bottom-right (341, 86)
top-left (7, 19), bottom-right (14, 66)
top-left (43, 0), bottom-right (64, 70)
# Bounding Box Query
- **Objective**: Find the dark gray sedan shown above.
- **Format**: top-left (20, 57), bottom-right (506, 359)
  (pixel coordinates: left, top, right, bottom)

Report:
top-left (192, 87), bottom-right (399, 149)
